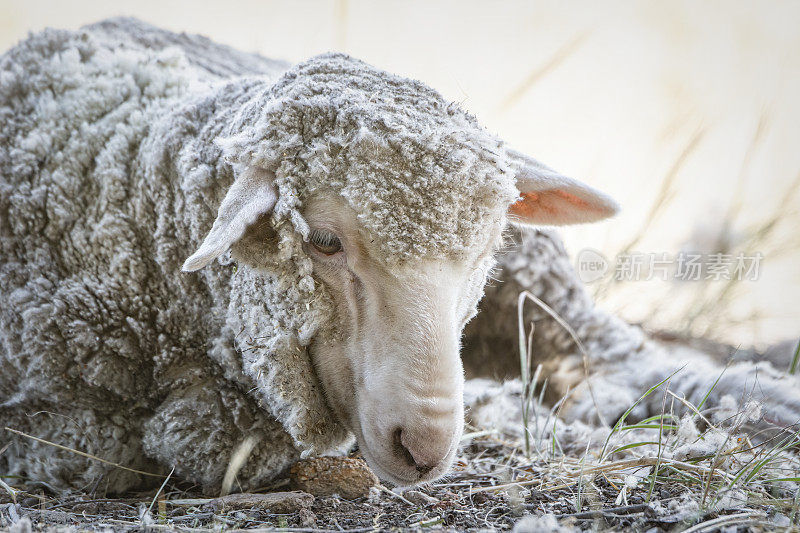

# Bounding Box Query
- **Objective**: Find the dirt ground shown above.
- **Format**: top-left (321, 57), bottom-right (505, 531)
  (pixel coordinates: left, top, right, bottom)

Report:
top-left (2, 430), bottom-right (795, 532)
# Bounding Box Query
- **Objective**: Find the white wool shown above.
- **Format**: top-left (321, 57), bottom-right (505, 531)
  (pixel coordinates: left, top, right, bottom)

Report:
top-left (0, 17), bottom-right (518, 493)
top-left (713, 395), bottom-right (740, 424)
top-left (670, 431), bottom-right (728, 462)
top-left (675, 414), bottom-right (700, 443)
top-left (709, 488), bottom-right (748, 512)
top-left (647, 492), bottom-right (700, 521)
top-left (624, 475), bottom-right (639, 490)
top-left (742, 400), bottom-right (763, 423)
top-left (217, 52), bottom-right (518, 263)
top-left (512, 513), bottom-right (577, 533)
top-left (8, 516), bottom-right (32, 533)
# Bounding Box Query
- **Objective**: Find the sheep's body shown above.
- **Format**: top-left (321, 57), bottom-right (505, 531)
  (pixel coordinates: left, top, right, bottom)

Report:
top-left (0, 18), bottom-right (346, 493)
top-left (464, 227), bottom-right (800, 432)
top-left (1, 17), bottom-right (518, 492)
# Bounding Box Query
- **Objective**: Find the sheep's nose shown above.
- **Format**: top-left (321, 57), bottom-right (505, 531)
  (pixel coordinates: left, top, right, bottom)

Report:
top-left (392, 427), bottom-right (451, 477)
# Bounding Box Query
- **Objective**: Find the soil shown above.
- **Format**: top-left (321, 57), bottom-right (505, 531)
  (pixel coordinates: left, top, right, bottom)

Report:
top-left (1, 436), bottom-right (789, 532)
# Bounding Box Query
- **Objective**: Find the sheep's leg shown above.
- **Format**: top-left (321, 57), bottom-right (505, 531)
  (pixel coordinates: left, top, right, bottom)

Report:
top-left (141, 375), bottom-right (298, 495)
top-left (702, 360), bottom-right (800, 432)
top-left (564, 345), bottom-right (800, 435)
top-left (0, 403), bottom-right (157, 494)
top-left (465, 227), bottom-right (800, 435)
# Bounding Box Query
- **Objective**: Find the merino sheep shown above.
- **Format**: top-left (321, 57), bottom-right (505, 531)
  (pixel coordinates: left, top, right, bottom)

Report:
top-left (0, 18), bottom-right (620, 493)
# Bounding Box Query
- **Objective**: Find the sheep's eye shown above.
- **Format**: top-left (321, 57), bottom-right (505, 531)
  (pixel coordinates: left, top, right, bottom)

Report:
top-left (309, 229), bottom-right (343, 255)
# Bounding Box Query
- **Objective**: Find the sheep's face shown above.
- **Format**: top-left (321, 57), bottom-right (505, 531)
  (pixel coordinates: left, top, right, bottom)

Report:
top-left (184, 132), bottom-right (618, 487)
top-left (304, 196), bottom-right (500, 485)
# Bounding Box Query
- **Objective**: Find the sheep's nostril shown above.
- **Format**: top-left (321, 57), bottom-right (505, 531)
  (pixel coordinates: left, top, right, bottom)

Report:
top-left (392, 428), bottom-right (417, 468)
top-left (392, 427), bottom-right (436, 477)
top-left (415, 463), bottom-right (433, 476)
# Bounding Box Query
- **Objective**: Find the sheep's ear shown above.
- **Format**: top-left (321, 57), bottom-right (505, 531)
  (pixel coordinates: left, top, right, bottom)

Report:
top-left (182, 167), bottom-right (278, 272)
top-left (507, 149), bottom-right (619, 225)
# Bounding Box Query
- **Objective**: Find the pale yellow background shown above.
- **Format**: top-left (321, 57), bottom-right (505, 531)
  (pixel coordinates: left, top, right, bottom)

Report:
top-left (2, 1), bottom-right (798, 348)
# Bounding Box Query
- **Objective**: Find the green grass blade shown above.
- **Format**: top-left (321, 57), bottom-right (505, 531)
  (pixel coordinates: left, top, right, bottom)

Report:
top-left (620, 424), bottom-right (678, 431)
top-left (696, 366), bottom-right (726, 412)
top-left (743, 429), bottom-right (800, 483)
top-left (789, 338), bottom-right (800, 375)
top-left (600, 367), bottom-right (684, 461)
top-left (637, 414), bottom-right (679, 425)
top-left (609, 441), bottom-right (660, 455)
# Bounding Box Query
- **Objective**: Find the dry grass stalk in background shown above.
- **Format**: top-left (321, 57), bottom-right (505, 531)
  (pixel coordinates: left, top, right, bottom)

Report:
top-left (517, 290), bottom-right (607, 458)
top-left (593, 127), bottom-right (705, 303)
top-left (680, 170), bottom-right (800, 338)
top-left (499, 32), bottom-right (589, 112)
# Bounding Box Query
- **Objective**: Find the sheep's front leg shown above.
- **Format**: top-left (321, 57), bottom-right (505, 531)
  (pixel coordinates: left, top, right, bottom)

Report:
top-left (142, 375), bottom-right (298, 494)
top-left (564, 344), bottom-right (800, 434)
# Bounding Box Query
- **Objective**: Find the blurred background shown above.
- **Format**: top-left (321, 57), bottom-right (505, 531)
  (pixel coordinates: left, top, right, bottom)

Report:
top-left (1, 0), bottom-right (797, 349)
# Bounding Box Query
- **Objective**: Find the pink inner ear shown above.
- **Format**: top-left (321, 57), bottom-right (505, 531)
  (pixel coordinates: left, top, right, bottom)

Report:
top-left (509, 190), bottom-right (605, 223)
top-left (553, 189), bottom-right (594, 209)
top-left (510, 192), bottom-right (546, 219)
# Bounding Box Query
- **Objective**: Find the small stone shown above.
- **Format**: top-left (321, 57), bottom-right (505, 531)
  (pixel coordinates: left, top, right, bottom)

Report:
top-left (69, 502), bottom-right (99, 514)
top-left (298, 508), bottom-right (317, 527)
top-left (290, 456), bottom-right (378, 499)
top-left (367, 486), bottom-right (382, 503)
top-left (31, 510), bottom-right (70, 524)
top-left (72, 501), bottom-right (129, 514)
top-left (205, 491), bottom-right (314, 513)
top-left (471, 492), bottom-right (491, 505)
top-left (404, 490), bottom-right (438, 506)
top-left (324, 496), bottom-right (340, 509)
top-left (773, 513), bottom-right (791, 527)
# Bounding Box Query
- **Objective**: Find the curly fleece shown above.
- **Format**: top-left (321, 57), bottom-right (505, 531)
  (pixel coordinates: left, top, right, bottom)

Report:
top-left (0, 17), bottom-right (517, 493)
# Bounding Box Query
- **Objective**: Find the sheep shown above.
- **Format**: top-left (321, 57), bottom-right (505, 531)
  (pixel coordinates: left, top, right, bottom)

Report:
top-left (0, 17), bottom-right (620, 493)
top-left (463, 227), bottom-right (800, 435)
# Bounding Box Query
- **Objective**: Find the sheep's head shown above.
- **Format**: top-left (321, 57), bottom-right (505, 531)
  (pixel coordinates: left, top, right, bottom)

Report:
top-left (182, 54), bottom-right (618, 485)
